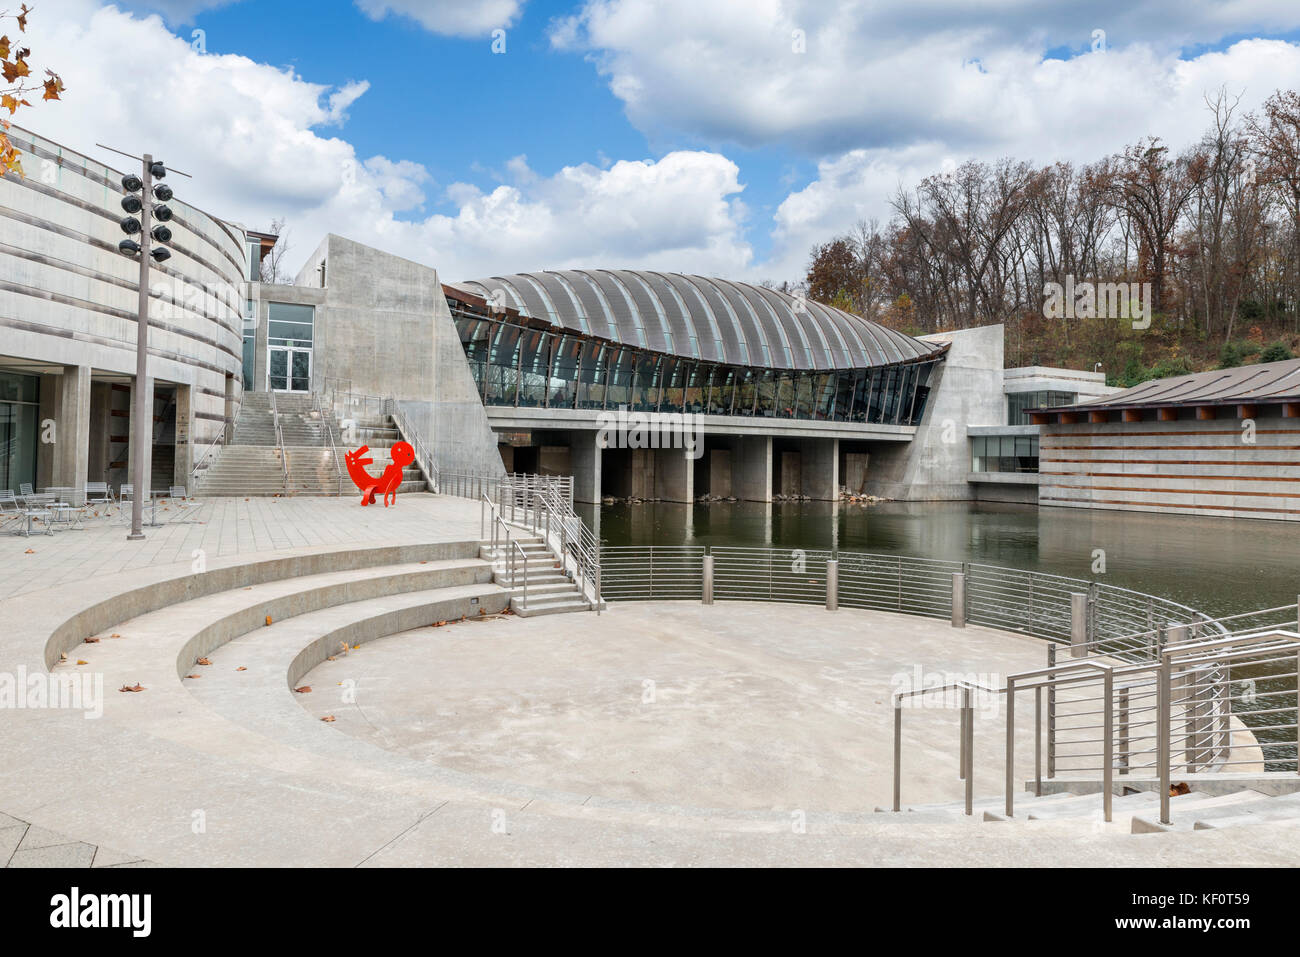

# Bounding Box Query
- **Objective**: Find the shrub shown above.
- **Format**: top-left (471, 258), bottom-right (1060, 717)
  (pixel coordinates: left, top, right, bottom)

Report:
top-left (1259, 341), bottom-right (1295, 363)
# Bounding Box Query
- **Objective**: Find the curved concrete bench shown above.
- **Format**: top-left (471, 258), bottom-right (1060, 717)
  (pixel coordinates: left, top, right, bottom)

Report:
top-left (34, 541), bottom-right (486, 670)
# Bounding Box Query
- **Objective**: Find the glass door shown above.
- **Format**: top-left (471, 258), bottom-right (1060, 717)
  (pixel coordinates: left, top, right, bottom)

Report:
top-left (268, 347), bottom-right (311, 392)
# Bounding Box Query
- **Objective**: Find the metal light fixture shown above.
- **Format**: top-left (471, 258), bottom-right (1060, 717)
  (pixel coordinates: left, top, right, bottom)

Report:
top-left (150, 160), bottom-right (166, 179)
top-left (151, 247), bottom-right (171, 263)
top-left (121, 173), bottom-right (143, 192)
top-left (152, 183), bottom-right (173, 202)
top-left (119, 216), bottom-right (142, 235)
top-left (118, 239), bottom-right (141, 256)
top-left (153, 204), bottom-right (173, 222)
top-left (150, 224), bottom-right (172, 243)
top-left (121, 194), bottom-right (143, 214)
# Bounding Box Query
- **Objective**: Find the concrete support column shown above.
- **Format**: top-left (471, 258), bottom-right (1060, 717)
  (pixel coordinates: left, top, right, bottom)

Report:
top-left (35, 374), bottom-right (57, 489)
top-left (126, 375), bottom-right (154, 490)
top-left (654, 447), bottom-right (695, 503)
top-left (737, 435), bottom-right (772, 503)
top-left (799, 437), bottom-right (839, 500)
top-left (572, 431), bottom-right (603, 504)
top-left (53, 365), bottom-right (91, 504)
top-left (173, 383), bottom-right (193, 491)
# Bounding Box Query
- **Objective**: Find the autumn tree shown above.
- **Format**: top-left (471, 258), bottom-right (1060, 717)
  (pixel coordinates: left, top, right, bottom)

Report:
top-left (1, 4), bottom-right (65, 176)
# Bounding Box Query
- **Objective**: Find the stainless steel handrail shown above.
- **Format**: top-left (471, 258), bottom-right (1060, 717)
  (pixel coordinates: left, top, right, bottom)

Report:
top-left (482, 494), bottom-right (527, 607)
top-left (385, 399), bottom-right (441, 493)
top-left (893, 679), bottom-right (1001, 816)
top-left (269, 388), bottom-right (288, 491)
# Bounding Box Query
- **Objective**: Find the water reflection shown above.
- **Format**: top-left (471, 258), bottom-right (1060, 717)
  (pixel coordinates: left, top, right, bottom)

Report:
top-left (579, 500), bottom-right (1300, 618)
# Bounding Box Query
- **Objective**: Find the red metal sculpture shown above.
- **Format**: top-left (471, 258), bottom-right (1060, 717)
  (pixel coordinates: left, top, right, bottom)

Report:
top-left (345, 441), bottom-right (415, 507)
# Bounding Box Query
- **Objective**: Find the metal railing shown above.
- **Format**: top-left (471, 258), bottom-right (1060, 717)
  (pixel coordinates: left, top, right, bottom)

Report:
top-left (481, 494), bottom-right (527, 607)
top-left (595, 544), bottom-right (1299, 822)
top-left (311, 391), bottom-right (343, 496)
top-left (190, 394), bottom-right (241, 486)
top-left (494, 476), bottom-right (601, 611)
top-left (441, 470), bottom-right (572, 506)
top-left (268, 388), bottom-right (288, 491)
top-left (385, 400), bottom-right (440, 492)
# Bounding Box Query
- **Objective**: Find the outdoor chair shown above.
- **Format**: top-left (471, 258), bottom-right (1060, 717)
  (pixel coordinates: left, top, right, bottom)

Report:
top-left (85, 481), bottom-right (115, 515)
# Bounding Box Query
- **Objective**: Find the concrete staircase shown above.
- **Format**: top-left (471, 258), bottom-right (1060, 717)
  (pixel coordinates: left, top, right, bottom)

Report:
top-left (196, 393), bottom-right (426, 497)
top-left (482, 534), bottom-right (594, 617)
top-left (881, 786), bottom-right (1300, 834)
top-left (338, 411), bottom-right (428, 496)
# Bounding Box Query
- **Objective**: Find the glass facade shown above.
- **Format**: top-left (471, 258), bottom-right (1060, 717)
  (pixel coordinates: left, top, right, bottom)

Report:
top-left (1008, 390), bottom-right (1075, 425)
top-left (267, 302), bottom-right (314, 392)
top-left (971, 434), bottom-right (1039, 473)
top-left (451, 306), bottom-right (938, 426)
top-left (0, 372), bottom-right (40, 493)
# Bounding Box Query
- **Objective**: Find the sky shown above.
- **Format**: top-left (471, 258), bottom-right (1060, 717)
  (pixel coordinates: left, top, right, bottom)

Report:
top-left (15, 0), bottom-right (1300, 284)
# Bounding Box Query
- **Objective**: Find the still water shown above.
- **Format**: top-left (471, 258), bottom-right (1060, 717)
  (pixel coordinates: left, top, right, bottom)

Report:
top-left (579, 500), bottom-right (1300, 619)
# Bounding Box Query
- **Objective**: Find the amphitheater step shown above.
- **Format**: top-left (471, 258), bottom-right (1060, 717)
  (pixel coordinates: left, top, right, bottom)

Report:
top-left (1130, 789), bottom-right (1273, 833)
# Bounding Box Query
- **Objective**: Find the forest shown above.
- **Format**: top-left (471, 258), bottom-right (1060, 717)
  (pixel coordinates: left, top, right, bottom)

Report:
top-left (798, 88), bottom-right (1300, 386)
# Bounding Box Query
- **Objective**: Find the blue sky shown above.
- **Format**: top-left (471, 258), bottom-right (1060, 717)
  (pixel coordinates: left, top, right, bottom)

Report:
top-left (24, 1), bottom-right (1300, 282)
top-left (173, 0), bottom-right (811, 261)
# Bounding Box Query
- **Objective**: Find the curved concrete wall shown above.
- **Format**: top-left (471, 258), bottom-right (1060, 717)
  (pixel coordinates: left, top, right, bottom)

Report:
top-left (0, 127), bottom-right (247, 459)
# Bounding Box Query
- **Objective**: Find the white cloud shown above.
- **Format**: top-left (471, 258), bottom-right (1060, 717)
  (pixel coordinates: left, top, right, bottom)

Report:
top-left (18, 0), bottom-right (751, 281)
top-left (354, 0), bottom-right (524, 37)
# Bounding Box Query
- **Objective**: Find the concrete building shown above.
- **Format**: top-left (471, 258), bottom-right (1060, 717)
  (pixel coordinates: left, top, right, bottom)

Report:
top-left (1030, 358), bottom-right (1300, 521)
top-left (0, 127), bottom-right (251, 502)
top-left (1, 126), bottom-right (1124, 511)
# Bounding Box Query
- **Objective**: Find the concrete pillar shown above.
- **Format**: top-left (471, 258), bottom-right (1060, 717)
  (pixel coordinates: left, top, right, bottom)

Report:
top-left (706, 448), bottom-right (732, 497)
top-left (52, 365), bottom-right (91, 504)
top-left (799, 437), bottom-right (839, 500)
top-left (737, 435), bottom-right (772, 502)
top-left (173, 383), bottom-right (193, 491)
top-left (779, 450), bottom-right (801, 496)
top-left (126, 375), bottom-right (154, 491)
top-left (654, 447), bottom-right (695, 503)
top-left (572, 431), bottom-right (603, 504)
top-left (843, 451), bottom-right (869, 495)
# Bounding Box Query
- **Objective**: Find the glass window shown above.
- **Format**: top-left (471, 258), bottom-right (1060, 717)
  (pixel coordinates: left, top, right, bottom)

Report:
top-left (735, 369), bottom-right (758, 416)
top-left (1008, 390), bottom-right (1077, 425)
top-left (606, 348), bottom-right (635, 409)
top-left (632, 354), bottom-right (661, 412)
top-left (708, 367), bottom-right (735, 415)
top-left (485, 324), bottom-right (522, 405)
top-left (549, 336), bottom-right (580, 409)
top-left (517, 329), bottom-right (551, 407)
top-left (660, 358), bottom-right (684, 412)
top-left (577, 342), bottom-right (606, 410)
top-left (267, 302), bottom-right (314, 346)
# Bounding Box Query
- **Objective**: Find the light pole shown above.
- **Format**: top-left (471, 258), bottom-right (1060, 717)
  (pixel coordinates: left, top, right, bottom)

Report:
top-left (98, 145), bottom-right (183, 540)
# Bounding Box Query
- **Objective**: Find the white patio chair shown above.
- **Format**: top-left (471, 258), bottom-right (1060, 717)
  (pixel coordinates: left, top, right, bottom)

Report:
top-left (85, 482), bottom-right (115, 515)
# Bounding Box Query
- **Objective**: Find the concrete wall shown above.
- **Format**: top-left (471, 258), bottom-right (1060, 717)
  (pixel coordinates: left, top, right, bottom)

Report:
top-left (865, 324), bottom-right (1006, 501)
top-left (1039, 410), bottom-right (1300, 522)
top-left (0, 127), bottom-right (248, 494)
top-left (273, 234), bottom-right (502, 477)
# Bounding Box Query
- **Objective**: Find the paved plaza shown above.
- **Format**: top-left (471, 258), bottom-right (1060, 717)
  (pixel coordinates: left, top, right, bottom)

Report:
top-left (1, 494), bottom-right (1298, 867)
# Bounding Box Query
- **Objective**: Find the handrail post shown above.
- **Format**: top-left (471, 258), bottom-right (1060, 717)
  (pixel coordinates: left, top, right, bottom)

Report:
top-left (826, 559), bottom-right (839, 611)
top-left (951, 571), bottom-right (966, 628)
top-left (963, 686), bottom-right (974, 816)
top-left (1047, 644), bottom-right (1056, 778)
top-left (1158, 651), bottom-right (1172, 825)
top-left (1070, 592), bottom-right (1088, 657)
top-left (1005, 677), bottom-right (1016, 818)
top-left (959, 704), bottom-right (968, 781)
top-left (702, 553), bottom-right (714, 605)
top-left (1034, 685), bottom-right (1042, 796)
top-left (892, 702), bottom-right (902, 812)
top-left (1118, 686), bottom-right (1130, 776)
top-left (1102, 667), bottom-right (1114, 823)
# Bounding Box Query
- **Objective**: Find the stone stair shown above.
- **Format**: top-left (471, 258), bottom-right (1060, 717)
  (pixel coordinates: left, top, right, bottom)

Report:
top-left (481, 533), bottom-right (594, 617)
top-left (196, 393), bottom-right (427, 497)
top-left (881, 785), bottom-right (1300, 834)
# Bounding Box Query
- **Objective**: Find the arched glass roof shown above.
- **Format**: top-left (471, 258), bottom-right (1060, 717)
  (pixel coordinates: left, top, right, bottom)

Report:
top-left (452, 270), bottom-right (941, 370)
